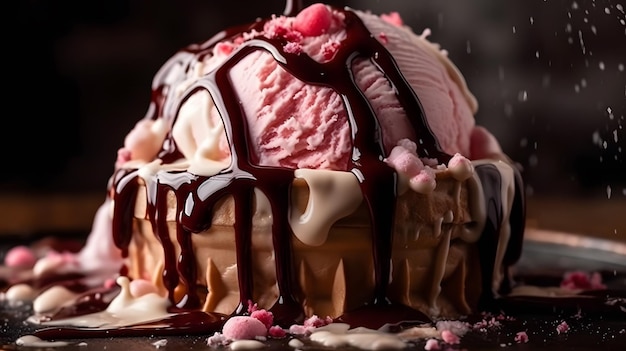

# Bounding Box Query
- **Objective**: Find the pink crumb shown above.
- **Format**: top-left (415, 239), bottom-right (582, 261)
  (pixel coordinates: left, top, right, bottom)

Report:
top-left (294, 3), bottom-right (332, 36)
top-left (561, 271), bottom-right (606, 290)
top-left (440, 330), bottom-right (460, 344)
top-left (321, 40), bottom-right (340, 60)
top-left (289, 324), bottom-right (309, 335)
top-left (515, 331), bottom-right (529, 343)
top-left (303, 315), bottom-right (333, 328)
top-left (246, 300), bottom-right (259, 313)
top-left (222, 316), bottom-right (267, 340)
top-left (268, 325), bottom-right (287, 338)
top-left (215, 42), bottom-right (235, 56)
top-left (250, 309), bottom-right (274, 329)
top-left (4, 245), bottom-right (37, 268)
top-left (556, 321), bottom-right (569, 335)
top-left (424, 339), bottom-right (440, 350)
top-left (283, 42), bottom-right (303, 55)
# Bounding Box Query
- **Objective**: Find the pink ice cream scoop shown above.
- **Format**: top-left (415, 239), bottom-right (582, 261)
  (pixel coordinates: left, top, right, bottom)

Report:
top-left (119, 2), bottom-right (494, 177)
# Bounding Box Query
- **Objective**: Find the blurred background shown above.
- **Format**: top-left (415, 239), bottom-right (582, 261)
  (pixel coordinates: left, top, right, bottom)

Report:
top-left (1, 0), bottom-right (624, 240)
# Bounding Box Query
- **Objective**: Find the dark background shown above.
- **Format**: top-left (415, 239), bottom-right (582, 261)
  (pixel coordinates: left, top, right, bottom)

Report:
top-left (3, 0), bottom-right (625, 201)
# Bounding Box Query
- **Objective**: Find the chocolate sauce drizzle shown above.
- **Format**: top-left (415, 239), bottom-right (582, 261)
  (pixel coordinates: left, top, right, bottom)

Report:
top-left (107, 0), bottom-right (525, 330)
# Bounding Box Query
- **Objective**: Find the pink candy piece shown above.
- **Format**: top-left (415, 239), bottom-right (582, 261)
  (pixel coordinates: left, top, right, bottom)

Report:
top-left (515, 331), bottom-right (529, 343)
top-left (268, 325), bottom-right (287, 338)
top-left (556, 321), bottom-right (569, 334)
top-left (4, 245), bottom-right (37, 268)
top-left (250, 309), bottom-right (274, 329)
top-left (294, 3), bottom-right (332, 36)
top-left (561, 270), bottom-right (606, 290)
top-left (222, 316), bottom-right (267, 340)
top-left (441, 330), bottom-right (460, 344)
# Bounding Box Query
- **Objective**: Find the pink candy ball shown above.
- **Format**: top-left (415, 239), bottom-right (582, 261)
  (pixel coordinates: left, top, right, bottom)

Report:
top-left (294, 3), bottom-right (332, 36)
top-left (222, 316), bottom-right (267, 340)
top-left (4, 245), bottom-right (37, 268)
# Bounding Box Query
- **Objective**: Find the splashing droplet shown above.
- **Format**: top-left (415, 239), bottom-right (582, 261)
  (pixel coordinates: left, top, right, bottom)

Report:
top-left (518, 90), bottom-right (528, 102)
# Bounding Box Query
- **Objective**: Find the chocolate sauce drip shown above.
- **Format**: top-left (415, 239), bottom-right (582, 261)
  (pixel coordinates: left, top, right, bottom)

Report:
top-left (111, 169), bottom-right (140, 258)
top-left (474, 164), bottom-right (503, 308)
top-left (108, 4), bottom-right (515, 329)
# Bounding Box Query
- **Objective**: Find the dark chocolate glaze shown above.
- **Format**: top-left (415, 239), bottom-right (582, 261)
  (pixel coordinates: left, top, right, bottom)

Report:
top-left (104, 0), bottom-right (524, 332)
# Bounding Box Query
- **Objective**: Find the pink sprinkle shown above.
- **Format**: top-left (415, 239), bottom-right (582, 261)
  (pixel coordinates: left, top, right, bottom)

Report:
top-left (294, 3), bottom-right (332, 36)
top-left (381, 12), bottom-right (403, 27)
top-left (556, 321), bottom-right (569, 334)
top-left (514, 331), bottom-right (529, 343)
top-left (303, 315), bottom-right (332, 328)
top-left (284, 30), bottom-right (303, 43)
top-left (263, 19), bottom-right (289, 39)
top-left (215, 42), bottom-right (234, 56)
top-left (283, 42), bottom-right (303, 54)
top-left (250, 309), bottom-right (274, 329)
top-left (424, 338), bottom-right (440, 350)
top-left (4, 245), bottom-right (37, 268)
top-left (288, 324), bottom-right (309, 335)
top-left (440, 330), bottom-right (460, 344)
top-left (268, 325), bottom-right (287, 338)
top-left (321, 40), bottom-right (341, 60)
top-left (561, 271), bottom-right (606, 290)
top-left (247, 300), bottom-right (258, 313)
